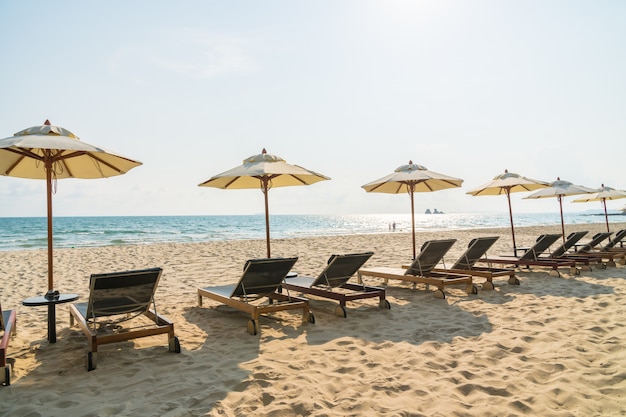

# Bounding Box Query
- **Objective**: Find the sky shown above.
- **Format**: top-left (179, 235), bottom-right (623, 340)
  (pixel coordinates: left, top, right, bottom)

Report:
top-left (0, 0), bottom-right (625, 218)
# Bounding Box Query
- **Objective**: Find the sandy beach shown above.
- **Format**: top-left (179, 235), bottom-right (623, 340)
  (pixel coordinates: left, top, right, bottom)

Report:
top-left (1, 222), bottom-right (626, 416)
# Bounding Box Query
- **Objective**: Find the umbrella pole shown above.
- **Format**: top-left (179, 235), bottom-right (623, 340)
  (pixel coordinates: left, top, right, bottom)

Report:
top-left (558, 195), bottom-right (566, 243)
top-left (602, 198), bottom-right (610, 233)
top-left (46, 158), bottom-right (54, 292)
top-left (262, 178), bottom-right (271, 258)
top-left (409, 185), bottom-right (416, 260)
top-left (505, 189), bottom-right (517, 254)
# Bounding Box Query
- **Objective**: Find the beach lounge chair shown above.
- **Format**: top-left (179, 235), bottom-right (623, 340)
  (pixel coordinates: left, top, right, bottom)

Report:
top-left (357, 239), bottom-right (477, 299)
top-left (69, 268), bottom-right (180, 371)
top-left (198, 257), bottom-right (314, 335)
top-left (1, 301), bottom-right (16, 386)
top-left (603, 229), bottom-right (626, 251)
top-left (433, 236), bottom-right (519, 289)
top-left (540, 231), bottom-right (598, 272)
top-left (478, 234), bottom-right (577, 277)
top-left (568, 232), bottom-right (625, 267)
top-left (282, 252), bottom-right (390, 318)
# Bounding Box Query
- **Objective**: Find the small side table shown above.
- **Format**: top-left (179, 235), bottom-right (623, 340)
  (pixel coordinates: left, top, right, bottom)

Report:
top-left (23, 292), bottom-right (79, 343)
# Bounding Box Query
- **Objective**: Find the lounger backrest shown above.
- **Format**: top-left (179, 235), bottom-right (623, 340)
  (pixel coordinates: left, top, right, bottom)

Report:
top-left (0, 301), bottom-right (4, 331)
top-left (550, 231), bottom-right (588, 257)
top-left (86, 268), bottom-right (163, 319)
top-left (451, 236), bottom-right (499, 269)
top-left (577, 232), bottom-right (612, 253)
top-left (311, 252), bottom-right (374, 288)
top-left (604, 229), bottom-right (626, 250)
top-left (231, 257), bottom-right (298, 298)
top-left (519, 234), bottom-right (561, 261)
top-left (405, 239), bottom-right (456, 276)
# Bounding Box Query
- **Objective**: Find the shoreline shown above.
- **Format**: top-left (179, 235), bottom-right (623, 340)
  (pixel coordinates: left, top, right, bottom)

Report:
top-left (0, 212), bottom-right (619, 252)
top-left (1, 221), bottom-right (625, 416)
top-left (1, 220), bottom-right (623, 254)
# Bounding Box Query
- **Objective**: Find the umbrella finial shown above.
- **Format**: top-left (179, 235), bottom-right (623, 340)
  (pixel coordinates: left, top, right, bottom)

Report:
top-left (408, 160), bottom-right (413, 165)
top-left (262, 148), bottom-right (267, 154)
top-left (504, 169), bottom-right (508, 173)
top-left (44, 119), bottom-right (51, 125)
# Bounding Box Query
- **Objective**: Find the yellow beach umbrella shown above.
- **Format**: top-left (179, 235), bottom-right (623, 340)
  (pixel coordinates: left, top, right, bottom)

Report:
top-left (466, 169), bottom-right (549, 254)
top-left (199, 148), bottom-right (330, 258)
top-left (572, 184), bottom-right (626, 233)
top-left (0, 120), bottom-right (142, 294)
top-left (362, 161), bottom-right (463, 259)
top-left (524, 177), bottom-right (595, 243)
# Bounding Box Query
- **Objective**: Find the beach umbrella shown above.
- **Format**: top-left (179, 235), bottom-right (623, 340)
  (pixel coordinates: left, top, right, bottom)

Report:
top-left (466, 169), bottom-right (549, 254)
top-left (199, 148), bottom-right (330, 258)
top-left (362, 161), bottom-right (463, 259)
top-left (0, 120), bottom-right (142, 295)
top-left (524, 177), bottom-right (595, 243)
top-left (572, 184), bottom-right (626, 233)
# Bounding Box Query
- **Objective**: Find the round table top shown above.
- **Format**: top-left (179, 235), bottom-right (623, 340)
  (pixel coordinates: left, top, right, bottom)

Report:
top-left (23, 293), bottom-right (79, 306)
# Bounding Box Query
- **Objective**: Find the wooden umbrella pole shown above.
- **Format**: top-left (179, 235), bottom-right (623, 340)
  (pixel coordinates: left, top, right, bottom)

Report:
top-left (409, 184), bottom-right (416, 260)
top-left (262, 178), bottom-right (271, 258)
top-left (46, 157), bottom-right (54, 292)
top-left (506, 188), bottom-right (517, 253)
top-left (558, 195), bottom-right (566, 243)
top-left (602, 198), bottom-right (610, 233)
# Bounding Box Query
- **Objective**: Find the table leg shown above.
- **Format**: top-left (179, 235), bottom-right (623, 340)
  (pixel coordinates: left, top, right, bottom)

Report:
top-left (47, 303), bottom-right (56, 343)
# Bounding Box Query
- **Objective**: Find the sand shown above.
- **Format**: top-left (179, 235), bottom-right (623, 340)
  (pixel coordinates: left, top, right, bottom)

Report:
top-left (1, 222), bottom-right (626, 416)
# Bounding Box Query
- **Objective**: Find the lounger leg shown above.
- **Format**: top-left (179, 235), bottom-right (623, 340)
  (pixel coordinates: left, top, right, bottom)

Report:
top-left (86, 351), bottom-right (97, 372)
top-left (198, 294), bottom-right (203, 307)
top-left (466, 283), bottom-right (478, 295)
top-left (482, 280), bottom-right (495, 291)
top-left (1, 364), bottom-right (10, 386)
top-left (168, 336), bottom-right (181, 353)
top-left (335, 305), bottom-right (347, 318)
top-left (433, 289), bottom-right (446, 299)
top-left (247, 320), bottom-right (259, 335)
top-left (508, 276), bottom-right (520, 285)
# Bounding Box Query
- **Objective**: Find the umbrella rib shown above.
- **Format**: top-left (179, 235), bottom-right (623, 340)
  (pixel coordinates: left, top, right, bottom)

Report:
top-left (222, 176), bottom-right (241, 189)
top-left (3, 148), bottom-right (44, 175)
top-left (81, 153), bottom-right (125, 175)
top-left (287, 174), bottom-right (308, 186)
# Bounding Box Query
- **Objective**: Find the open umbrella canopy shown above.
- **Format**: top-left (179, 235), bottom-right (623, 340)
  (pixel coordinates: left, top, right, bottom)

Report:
top-left (362, 161), bottom-right (463, 194)
top-left (572, 184), bottom-right (626, 232)
top-left (466, 170), bottom-right (549, 196)
top-left (466, 169), bottom-right (549, 254)
top-left (199, 149), bottom-right (329, 189)
top-left (0, 122), bottom-right (141, 179)
top-left (199, 148), bottom-right (330, 257)
top-left (0, 120), bottom-right (142, 293)
top-left (524, 177), bottom-right (595, 242)
top-left (362, 161), bottom-right (463, 259)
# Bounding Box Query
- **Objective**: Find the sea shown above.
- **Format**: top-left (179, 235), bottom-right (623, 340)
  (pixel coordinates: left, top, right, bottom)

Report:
top-left (0, 212), bottom-right (622, 252)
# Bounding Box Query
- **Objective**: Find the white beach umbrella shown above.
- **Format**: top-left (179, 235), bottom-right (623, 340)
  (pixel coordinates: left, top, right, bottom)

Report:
top-left (572, 184), bottom-right (626, 233)
top-left (466, 169), bottom-right (549, 254)
top-left (362, 161), bottom-right (463, 259)
top-left (0, 120), bottom-right (142, 294)
top-left (524, 177), bottom-right (596, 243)
top-left (199, 148), bottom-right (330, 258)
